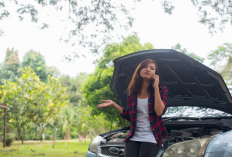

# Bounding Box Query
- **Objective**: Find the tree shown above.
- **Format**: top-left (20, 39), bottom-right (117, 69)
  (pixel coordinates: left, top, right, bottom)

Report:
top-left (0, 48), bottom-right (20, 82)
top-left (46, 66), bottom-right (61, 78)
top-left (82, 35), bottom-right (154, 127)
top-left (22, 50), bottom-right (47, 82)
top-left (58, 72), bottom-right (113, 142)
top-left (0, 67), bottom-right (69, 143)
top-left (59, 73), bottom-right (88, 106)
top-left (0, 67), bottom-right (39, 143)
top-left (61, 106), bottom-right (75, 143)
top-left (0, 0), bottom-right (135, 55)
top-left (1, 1), bottom-right (231, 57)
top-left (51, 72), bottom-right (88, 144)
top-left (162, 0), bottom-right (232, 34)
top-left (172, 43), bottom-right (205, 63)
top-left (208, 43), bottom-right (232, 84)
top-left (74, 100), bottom-right (113, 140)
top-left (33, 75), bottom-right (69, 141)
top-left (50, 114), bottom-right (62, 148)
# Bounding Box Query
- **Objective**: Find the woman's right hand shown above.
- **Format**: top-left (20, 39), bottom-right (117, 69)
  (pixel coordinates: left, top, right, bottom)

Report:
top-left (97, 100), bottom-right (115, 108)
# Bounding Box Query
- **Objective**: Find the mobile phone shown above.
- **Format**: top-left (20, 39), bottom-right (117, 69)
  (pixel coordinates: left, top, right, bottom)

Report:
top-left (152, 78), bottom-right (155, 85)
top-left (151, 73), bottom-right (157, 85)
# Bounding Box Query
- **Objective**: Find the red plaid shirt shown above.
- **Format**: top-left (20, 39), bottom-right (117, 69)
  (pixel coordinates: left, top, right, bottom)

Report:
top-left (120, 85), bottom-right (168, 147)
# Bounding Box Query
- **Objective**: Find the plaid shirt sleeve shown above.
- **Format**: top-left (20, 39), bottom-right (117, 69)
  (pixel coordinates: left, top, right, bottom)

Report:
top-left (160, 86), bottom-right (168, 116)
top-left (119, 94), bottom-right (131, 121)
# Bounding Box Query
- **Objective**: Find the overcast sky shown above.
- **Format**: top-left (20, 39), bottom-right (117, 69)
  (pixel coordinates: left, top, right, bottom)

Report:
top-left (1, 0), bottom-right (232, 77)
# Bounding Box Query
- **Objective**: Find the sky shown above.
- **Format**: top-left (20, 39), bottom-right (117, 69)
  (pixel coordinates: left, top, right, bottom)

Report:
top-left (0, 0), bottom-right (232, 77)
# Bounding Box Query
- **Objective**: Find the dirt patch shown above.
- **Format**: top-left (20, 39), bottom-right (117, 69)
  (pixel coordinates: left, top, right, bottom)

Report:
top-left (31, 153), bottom-right (45, 156)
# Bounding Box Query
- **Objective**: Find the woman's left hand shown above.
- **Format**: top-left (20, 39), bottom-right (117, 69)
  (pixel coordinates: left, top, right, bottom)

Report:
top-left (152, 74), bottom-right (159, 89)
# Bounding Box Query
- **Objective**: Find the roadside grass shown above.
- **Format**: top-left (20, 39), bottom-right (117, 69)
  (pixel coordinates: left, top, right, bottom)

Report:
top-left (0, 139), bottom-right (91, 157)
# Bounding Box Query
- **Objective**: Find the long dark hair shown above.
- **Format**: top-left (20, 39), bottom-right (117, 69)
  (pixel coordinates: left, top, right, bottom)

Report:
top-left (127, 59), bottom-right (160, 96)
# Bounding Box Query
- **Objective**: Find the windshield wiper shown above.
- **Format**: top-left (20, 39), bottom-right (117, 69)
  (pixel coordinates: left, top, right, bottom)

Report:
top-left (200, 116), bottom-right (232, 120)
top-left (163, 116), bottom-right (232, 121)
top-left (163, 117), bottom-right (199, 121)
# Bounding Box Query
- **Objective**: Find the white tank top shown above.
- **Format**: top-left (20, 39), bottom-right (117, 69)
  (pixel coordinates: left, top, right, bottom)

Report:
top-left (130, 97), bottom-right (157, 143)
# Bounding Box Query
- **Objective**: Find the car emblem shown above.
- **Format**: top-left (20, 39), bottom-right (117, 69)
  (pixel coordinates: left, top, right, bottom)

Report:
top-left (109, 147), bottom-right (119, 154)
top-left (109, 147), bottom-right (125, 156)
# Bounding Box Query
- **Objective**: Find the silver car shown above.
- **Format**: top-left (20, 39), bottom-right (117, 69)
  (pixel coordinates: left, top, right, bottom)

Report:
top-left (86, 49), bottom-right (232, 157)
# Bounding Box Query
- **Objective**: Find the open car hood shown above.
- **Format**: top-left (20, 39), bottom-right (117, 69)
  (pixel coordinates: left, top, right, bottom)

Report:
top-left (110, 49), bottom-right (232, 114)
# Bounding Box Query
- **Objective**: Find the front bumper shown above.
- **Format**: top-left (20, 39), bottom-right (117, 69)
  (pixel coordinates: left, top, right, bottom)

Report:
top-left (86, 150), bottom-right (97, 157)
top-left (86, 147), bottom-right (165, 157)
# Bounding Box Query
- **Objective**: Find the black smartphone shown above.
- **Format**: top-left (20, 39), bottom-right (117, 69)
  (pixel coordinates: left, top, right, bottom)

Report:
top-left (152, 78), bottom-right (155, 85)
top-left (151, 73), bottom-right (157, 85)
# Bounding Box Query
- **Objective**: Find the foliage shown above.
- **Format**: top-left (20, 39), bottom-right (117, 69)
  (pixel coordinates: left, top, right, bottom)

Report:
top-left (22, 50), bottom-right (47, 82)
top-left (73, 100), bottom-right (114, 137)
top-left (1, 1), bottom-right (231, 56)
top-left (46, 66), bottom-right (61, 78)
top-left (48, 73), bottom-right (88, 143)
top-left (0, 67), bottom-right (69, 143)
top-left (82, 35), bottom-right (154, 126)
top-left (172, 43), bottom-right (205, 63)
top-left (0, 48), bottom-right (20, 82)
top-left (0, 0), bottom-right (136, 55)
top-left (61, 106), bottom-right (75, 140)
top-left (0, 47), bottom-right (116, 141)
top-left (0, 79), bottom-right (30, 143)
top-left (33, 74), bottom-right (69, 141)
top-left (59, 73), bottom-right (88, 106)
top-left (208, 43), bottom-right (232, 83)
top-left (6, 133), bottom-right (15, 147)
top-left (0, 111), bottom-right (17, 139)
top-left (162, 0), bottom-right (232, 34)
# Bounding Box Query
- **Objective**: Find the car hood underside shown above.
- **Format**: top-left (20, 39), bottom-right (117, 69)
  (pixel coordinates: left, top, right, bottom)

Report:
top-left (110, 49), bottom-right (232, 114)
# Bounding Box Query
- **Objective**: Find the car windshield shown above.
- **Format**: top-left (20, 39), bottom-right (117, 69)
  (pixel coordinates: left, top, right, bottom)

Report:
top-left (163, 106), bottom-right (232, 118)
top-left (163, 86), bottom-right (232, 118)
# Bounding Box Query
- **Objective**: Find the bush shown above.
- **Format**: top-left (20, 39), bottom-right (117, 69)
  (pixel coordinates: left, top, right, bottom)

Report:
top-left (45, 134), bottom-right (50, 140)
top-left (6, 133), bottom-right (15, 147)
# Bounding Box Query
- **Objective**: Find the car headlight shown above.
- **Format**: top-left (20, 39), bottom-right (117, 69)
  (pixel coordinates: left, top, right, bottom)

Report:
top-left (88, 136), bottom-right (103, 153)
top-left (163, 138), bottom-right (212, 157)
top-left (204, 130), bottom-right (232, 157)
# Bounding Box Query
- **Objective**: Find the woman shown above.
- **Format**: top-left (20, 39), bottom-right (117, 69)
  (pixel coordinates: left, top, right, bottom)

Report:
top-left (97, 59), bottom-right (168, 157)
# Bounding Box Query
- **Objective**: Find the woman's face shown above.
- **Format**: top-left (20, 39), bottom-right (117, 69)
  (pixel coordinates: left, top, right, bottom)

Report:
top-left (139, 63), bottom-right (156, 81)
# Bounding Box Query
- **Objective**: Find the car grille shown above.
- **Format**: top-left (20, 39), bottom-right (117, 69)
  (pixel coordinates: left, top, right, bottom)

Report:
top-left (100, 146), bottom-right (124, 157)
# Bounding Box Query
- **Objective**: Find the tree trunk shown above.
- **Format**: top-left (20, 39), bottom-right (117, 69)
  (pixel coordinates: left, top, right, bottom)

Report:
top-left (41, 133), bottom-right (43, 142)
top-left (64, 128), bottom-right (71, 140)
top-left (79, 131), bottom-right (83, 144)
top-left (41, 125), bottom-right (44, 142)
top-left (64, 136), bottom-right (67, 146)
top-left (53, 126), bottom-right (58, 148)
top-left (17, 128), bottom-right (21, 143)
top-left (21, 126), bottom-right (26, 144)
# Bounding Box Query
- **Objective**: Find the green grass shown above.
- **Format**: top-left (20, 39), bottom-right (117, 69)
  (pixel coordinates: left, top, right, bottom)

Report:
top-left (0, 139), bottom-right (91, 157)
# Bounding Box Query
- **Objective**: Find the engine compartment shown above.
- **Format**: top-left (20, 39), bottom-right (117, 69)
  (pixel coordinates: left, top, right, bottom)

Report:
top-left (99, 123), bottom-right (231, 157)
top-left (101, 125), bottom-right (231, 149)
top-left (162, 127), bottom-right (223, 149)
top-left (102, 126), bottom-right (227, 145)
